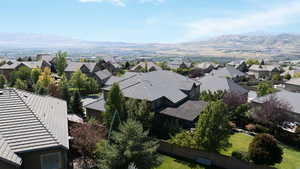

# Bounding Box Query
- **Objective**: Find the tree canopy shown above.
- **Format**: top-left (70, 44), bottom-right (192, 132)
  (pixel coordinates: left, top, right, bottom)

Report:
top-left (95, 119), bottom-right (161, 169)
top-left (248, 133), bottom-right (283, 165)
top-left (104, 83), bottom-right (127, 129)
top-left (55, 51), bottom-right (68, 76)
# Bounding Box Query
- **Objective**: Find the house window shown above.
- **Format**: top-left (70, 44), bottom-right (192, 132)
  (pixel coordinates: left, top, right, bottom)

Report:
top-left (40, 152), bottom-right (62, 169)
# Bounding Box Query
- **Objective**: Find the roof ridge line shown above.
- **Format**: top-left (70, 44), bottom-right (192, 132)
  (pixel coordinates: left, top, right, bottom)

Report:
top-left (12, 89), bottom-right (60, 146)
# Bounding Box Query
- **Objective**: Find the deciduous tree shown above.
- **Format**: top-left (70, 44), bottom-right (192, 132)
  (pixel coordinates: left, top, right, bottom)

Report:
top-left (55, 51), bottom-right (68, 76)
top-left (0, 74), bottom-right (6, 88)
top-left (70, 123), bottom-right (107, 169)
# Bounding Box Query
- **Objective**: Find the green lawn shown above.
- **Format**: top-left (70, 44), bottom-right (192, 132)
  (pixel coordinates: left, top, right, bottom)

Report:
top-left (156, 155), bottom-right (218, 169)
top-left (221, 133), bottom-right (300, 169)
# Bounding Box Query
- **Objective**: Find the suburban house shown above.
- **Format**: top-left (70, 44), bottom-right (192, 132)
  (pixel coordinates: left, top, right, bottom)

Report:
top-left (167, 60), bottom-right (192, 70)
top-left (280, 67), bottom-right (300, 78)
top-left (0, 61), bottom-right (51, 80)
top-left (64, 61), bottom-right (100, 79)
top-left (193, 62), bottom-right (219, 73)
top-left (198, 75), bottom-right (249, 98)
top-left (251, 89), bottom-right (300, 123)
top-left (248, 65), bottom-right (281, 80)
top-left (227, 60), bottom-right (247, 72)
top-left (130, 62), bottom-right (162, 72)
top-left (94, 69), bottom-right (112, 87)
top-left (210, 66), bottom-right (246, 81)
top-left (0, 89), bottom-right (69, 169)
top-left (100, 57), bottom-right (122, 74)
top-left (285, 78), bottom-right (300, 92)
top-left (84, 71), bottom-right (206, 127)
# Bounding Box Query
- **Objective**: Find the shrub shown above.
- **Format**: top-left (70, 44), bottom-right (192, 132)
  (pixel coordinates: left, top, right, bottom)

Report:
top-left (231, 150), bottom-right (249, 161)
top-left (255, 124), bottom-right (270, 133)
top-left (249, 133), bottom-right (283, 165)
top-left (284, 73), bottom-right (291, 80)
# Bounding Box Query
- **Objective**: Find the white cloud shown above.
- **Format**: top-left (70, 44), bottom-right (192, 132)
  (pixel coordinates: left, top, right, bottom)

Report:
top-left (79, 0), bottom-right (164, 6)
top-left (186, 1), bottom-right (300, 39)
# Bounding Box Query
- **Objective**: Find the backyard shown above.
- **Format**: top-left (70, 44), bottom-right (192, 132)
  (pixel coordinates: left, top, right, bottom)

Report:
top-left (156, 155), bottom-right (218, 169)
top-left (221, 133), bottom-right (300, 169)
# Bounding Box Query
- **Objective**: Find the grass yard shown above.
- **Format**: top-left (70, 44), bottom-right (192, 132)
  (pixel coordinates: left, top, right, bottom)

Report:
top-left (221, 133), bottom-right (300, 169)
top-left (156, 155), bottom-right (218, 169)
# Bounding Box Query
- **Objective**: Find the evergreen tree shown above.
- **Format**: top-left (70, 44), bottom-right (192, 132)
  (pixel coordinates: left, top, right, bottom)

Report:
top-left (70, 90), bottom-right (84, 117)
top-left (95, 119), bottom-right (161, 169)
top-left (55, 51), bottom-right (68, 76)
top-left (126, 99), bottom-right (154, 130)
top-left (194, 101), bottom-right (231, 152)
top-left (104, 83), bottom-right (127, 129)
top-left (0, 74), bottom-right (6, 89)
top-left (59, 75), bottom-right (71, 104)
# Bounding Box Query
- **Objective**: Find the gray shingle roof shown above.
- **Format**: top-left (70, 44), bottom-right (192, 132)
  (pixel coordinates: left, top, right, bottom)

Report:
top-left (159, 100), bottom-right (208, 121)
top-left (249, 65), bottom-right (280, 72)
top-left (84, 96), bottom-right (106, 112)
top-left (0, 61), bottom-right (44, 70)
top-left (65, 61), bottom-right (97, 73)
top-left (211, 66), bottom-right (245, 78)
top-left (194, 62), bottom-right (218, 70)
top-left (252, 89), bottom-right (300, 115)
top-left (0, 135), bottom-right (22, 166)
top-left (0, 89), bottom-right (69, 154)
top-left (286, 78), bottom-right (300, 86)
top-left (95, 69), bottom-right (112, 80)
top-left (199, 75), bottom-right (248, 95)
top-left (104, 71), bottom-right (199, 104)
top-left (130, 62), bottom-right (162, 71)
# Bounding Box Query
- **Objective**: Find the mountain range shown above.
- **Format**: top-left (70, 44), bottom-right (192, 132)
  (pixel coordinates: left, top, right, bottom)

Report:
top-left (1, 32), bottom-right (300, 59)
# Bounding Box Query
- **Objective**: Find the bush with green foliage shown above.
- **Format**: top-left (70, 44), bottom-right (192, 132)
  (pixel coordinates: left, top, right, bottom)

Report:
top-left (31, 68), bottom-right (41, 84)
top-left (171, 101), bottom-right (231, 152)
top-left (55, 51), bottom-right (68, 76)
top-left (126, 99), bottom-right (155, 130)
top-left (14, 79), bottom-right (28, 90)
top-left (10, 66), bottom-right (32, 88)
top-left (0, 74), bottom-right (6, 88)
top-left (95, 119), bottom-right (161, 169)
top-left (284, 73), bottom-right (291, 80)
top-left (248, 133), bottom-right (283, 165)
top-left (199, 90), bottom-right (225, 102)
top-left (256, 82), bottom-right (276, 96)
top-left (272, 73), bottom-right (281, 81)
top-left (246, 59), bottom-right (259, 65)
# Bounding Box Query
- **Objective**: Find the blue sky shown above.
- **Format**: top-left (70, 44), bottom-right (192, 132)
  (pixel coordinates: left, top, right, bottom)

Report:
top-left (1, 0), bottom-right (300, 43)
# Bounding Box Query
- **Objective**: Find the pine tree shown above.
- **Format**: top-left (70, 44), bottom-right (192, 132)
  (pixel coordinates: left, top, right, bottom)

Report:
top-left (96, 119), bottom-right (161, 169)
top-left (70, 90), bottom-right (84, 117)
top-left (104, 83), bottom-right (126, 129)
